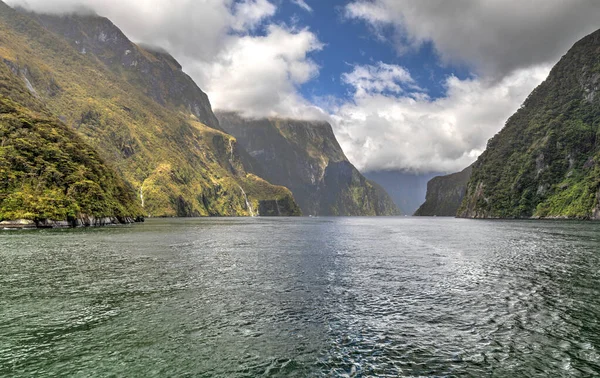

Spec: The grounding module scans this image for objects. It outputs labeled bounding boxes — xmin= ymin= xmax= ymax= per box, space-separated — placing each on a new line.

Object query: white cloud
xmin=345 ymin=0 xmax=600 ymax=78
xmin=330 ymin=63 xmax=552 ymax=173
xmin=186 ymin=24 xmax=325 ymax=118
xmin=341 ymin=62 xmax=417 ymax=97
xmin=231 ymin=0 xmax=276 ymax=31
xmin=9 ymin=0 xmax=238 ymax=58
xmin=291 ymin=0 xmax=312 ymax=13
xmin=336 ymin=0 xmax=600 ymax=172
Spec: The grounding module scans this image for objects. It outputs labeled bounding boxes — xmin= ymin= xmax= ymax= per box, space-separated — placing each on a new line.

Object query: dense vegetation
xmin=0 ymin=2 xmax=300 ymax=217
xmin=217 ymin=112 xmax=401 ymax=216
xmin=459 ymin=29 xmax=600 ymax=219
xmin=0 ymin=92 xmax=142 ymax=222
xmin=415 ymin=165 xmax=473 ymax=217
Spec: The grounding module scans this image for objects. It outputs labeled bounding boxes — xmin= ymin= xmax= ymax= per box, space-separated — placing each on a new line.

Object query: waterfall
xmin=139 ymin=185 xmax=145 ymax=208
xmin=275 ymin=199 xmax=281 ymax=216
xmin=238 ymin=185 xmax=255 ymax=217
xmin=228 ymin=139 xmax=234 ymax=161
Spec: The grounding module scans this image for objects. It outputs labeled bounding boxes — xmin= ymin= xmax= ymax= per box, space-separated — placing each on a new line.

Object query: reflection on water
xmin=1 ymin=217 xmax=599 ymax=376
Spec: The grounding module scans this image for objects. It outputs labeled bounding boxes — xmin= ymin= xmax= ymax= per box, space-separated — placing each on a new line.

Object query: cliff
xmin=216 ymin=112 xmax=401 ymax=216
xmin=414 ymin=165 xmax=473 ymax=216
xmin=459 ymin=29 xmax=600 ymax=219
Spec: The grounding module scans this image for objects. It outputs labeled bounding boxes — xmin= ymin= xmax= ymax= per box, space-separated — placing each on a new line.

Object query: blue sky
xmin=9 ymin=0 xmax=600 ymax=173
xmin=273 ymin=0 xmax=471 ymax=103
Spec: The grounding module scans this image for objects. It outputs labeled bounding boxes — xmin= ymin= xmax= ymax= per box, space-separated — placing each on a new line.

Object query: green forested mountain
xmin=459 ymin=29 xmax=600 ymax=219
xmin=0 ymin=2 xmax=300 ymax=217
xmin=0 ymin=63 xmax=142 ymax=226
xmin=216 ymin=112 xmax=401 ymax=216
xmin=414 ymin=165 xmax=472 ymax=217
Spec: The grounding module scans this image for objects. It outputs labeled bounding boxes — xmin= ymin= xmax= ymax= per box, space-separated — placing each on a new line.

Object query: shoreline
xmin=0 ymin=216 xmax=144 ymax=230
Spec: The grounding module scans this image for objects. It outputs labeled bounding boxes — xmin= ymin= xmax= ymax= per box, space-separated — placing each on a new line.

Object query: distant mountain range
xmin=3 ymin=0 xmax=599 ymax=224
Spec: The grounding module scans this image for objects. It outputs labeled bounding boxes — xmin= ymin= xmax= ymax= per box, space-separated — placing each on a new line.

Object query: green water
xmin=1 ymin=217 xmax=599 ymax=377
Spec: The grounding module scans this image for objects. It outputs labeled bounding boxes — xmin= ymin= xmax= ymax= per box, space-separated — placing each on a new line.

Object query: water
xmin=1 ymin=217 xmax=599 ymax=377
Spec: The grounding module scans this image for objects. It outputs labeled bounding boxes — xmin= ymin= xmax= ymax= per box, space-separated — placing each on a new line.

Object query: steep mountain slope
xmin=459 ymin=29 xmax=600 ymax=219
xmin=29 ymin=11 xmax=220 ymax=131
xmin=414 ymin=165 xmax=473 ymax=216
xmin=0 ymin=3 xmax=300 ymax=217
xmin=368 ymin=180 xmax=403 ymax=216
xmin=0 ymin=63 xmax=142 ymax=227
xmin=216 ymin=112 xmax=401 ymax=216
xmin=364 ymin=170 xmax=440 ymax=215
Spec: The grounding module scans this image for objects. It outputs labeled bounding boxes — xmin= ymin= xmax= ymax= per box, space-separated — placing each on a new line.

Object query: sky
xmin=7 ymin=0 xmax=600 ymax=173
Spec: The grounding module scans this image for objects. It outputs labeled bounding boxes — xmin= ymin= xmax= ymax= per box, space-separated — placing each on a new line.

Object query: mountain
xmin=363 ymin=170 xmax=440 ymax=215
xmin=216 ymin=112 xmax=401 ymax=216
xmin=0 ymin=63 xmax=142 ymax=227
xmin=0 ymin=3 xmax=300 ymax=217
xmin=29 ymin=12 xmax=220 ymax=131
xmin=458 ymin=29 xmax=600 ymax=219
xmin=414 ymin=165 xmax=473 ymax=216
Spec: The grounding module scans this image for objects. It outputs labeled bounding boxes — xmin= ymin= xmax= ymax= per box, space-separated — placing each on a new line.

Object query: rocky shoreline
xmin=0 ymin=215 xmax=144 ymax=229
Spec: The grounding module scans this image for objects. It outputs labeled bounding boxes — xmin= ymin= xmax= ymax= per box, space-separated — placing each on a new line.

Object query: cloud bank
xmin=332 ymin=63 xmax=551 ymax=173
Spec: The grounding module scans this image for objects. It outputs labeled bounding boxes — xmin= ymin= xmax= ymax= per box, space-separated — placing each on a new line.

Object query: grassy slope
xmin=458 ymin=29 xmax=600 ymax=219
xmin=0 ymin=3 xmax=299 ymax=217
xmin=0 ymin=65 xmax=142 ymax=222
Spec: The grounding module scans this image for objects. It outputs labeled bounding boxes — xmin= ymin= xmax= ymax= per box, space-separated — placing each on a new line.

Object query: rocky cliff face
xmin=458 ymin=29 xmax=600 ymax=219
xmin=0 ymin=2 xmax=300 ymax=217
xmin=216 ymin=112 xmax=401 ymax=216
xmin=414 ymin=165 xmax=473 ymax=217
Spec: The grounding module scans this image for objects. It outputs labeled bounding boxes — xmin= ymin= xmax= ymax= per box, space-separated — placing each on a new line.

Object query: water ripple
xmin=0 ymin=217 xmax=599 ymax=377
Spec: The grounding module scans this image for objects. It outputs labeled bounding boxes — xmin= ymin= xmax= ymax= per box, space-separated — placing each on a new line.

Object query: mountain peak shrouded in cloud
xmin=5 ymin=0 xmax=599 ymax=174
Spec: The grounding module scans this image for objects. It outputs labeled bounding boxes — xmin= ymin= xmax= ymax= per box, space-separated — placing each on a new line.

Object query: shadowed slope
xmin=217 ymin=112 xmax=401 ymax=216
